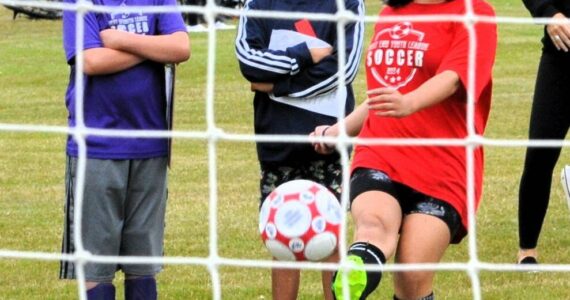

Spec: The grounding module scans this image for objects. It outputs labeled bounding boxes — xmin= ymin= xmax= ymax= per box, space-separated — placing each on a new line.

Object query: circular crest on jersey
xmin=259 ymin=179 xmax=342 ymax=261
xmin=367 ymin=20 xmax=425 ymax=89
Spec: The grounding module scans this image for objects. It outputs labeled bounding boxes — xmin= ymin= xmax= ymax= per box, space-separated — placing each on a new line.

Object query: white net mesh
xmin=1 ymin=0 xmax=570 ymax=299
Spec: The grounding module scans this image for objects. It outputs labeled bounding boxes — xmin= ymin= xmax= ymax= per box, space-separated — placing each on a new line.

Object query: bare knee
xmin=394 ymin=271 xmax=434 ymax=300
xmin=351 ymin=192 xmax=402 ymax=257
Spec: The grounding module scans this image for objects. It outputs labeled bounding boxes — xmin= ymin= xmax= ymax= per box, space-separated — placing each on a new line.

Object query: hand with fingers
xmin=366 ymin=87 xmax=417 ymax=118
xmin=547 ymin=13 xmax=570 ymax=52
xmin=309 ymin=46 xmax=333 ymax=64
xmin=310 ymin=125 xmax=336 ymax=154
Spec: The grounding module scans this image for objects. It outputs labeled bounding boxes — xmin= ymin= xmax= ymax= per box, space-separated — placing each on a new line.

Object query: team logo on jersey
xmin=108 ymin=2 xmax=149 ymax=34
xmin=366 ymin=22 xmax=429 ymax=88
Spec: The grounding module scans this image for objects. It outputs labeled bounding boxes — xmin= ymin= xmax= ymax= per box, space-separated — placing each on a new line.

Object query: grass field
xmin=1 ymin=0 xmax=570 ymax=299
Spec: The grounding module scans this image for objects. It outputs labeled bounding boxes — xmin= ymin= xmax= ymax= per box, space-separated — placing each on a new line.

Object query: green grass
xmin=1 ymin=0 xmax=570 ymax=299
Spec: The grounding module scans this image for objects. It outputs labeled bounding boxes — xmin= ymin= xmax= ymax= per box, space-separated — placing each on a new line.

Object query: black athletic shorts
xmin=350 ymin=167 xmax=466 ymax=244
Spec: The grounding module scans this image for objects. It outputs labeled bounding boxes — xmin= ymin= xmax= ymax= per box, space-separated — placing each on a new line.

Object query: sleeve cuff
xmin=541 ymin=6 xmax=559 ymax=18
xmin=272 ymin=78 xmax=291 ymax=97
xmin=286 ymin=42 xmax=313 ymax=72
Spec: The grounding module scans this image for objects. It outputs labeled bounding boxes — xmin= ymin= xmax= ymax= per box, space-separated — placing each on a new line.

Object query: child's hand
xmin=250 ymin=82 xmax=274 ymax=93
xmin=310 ymin=125 xmax=335 ymax=154
xmin=366 ymin=87 xmax=415 ymax=118
xmin=309 ymin=46 xmax=332 ymax=64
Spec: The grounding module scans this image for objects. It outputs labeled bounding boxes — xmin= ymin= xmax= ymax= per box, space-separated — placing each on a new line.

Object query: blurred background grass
xmin=1 ymin=0 xmax=569 ymax=298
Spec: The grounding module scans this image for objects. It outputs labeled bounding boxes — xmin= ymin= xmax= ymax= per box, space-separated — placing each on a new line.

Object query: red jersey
xmin=351 ymin=0 xmax=497 ymax=230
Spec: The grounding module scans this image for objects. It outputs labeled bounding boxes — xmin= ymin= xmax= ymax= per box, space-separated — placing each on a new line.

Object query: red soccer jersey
xmin=351 ymin=0 xmax=497 ymax=231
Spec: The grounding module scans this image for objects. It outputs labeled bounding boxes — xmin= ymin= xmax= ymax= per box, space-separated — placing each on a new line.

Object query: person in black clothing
xmin=184 ymin=0 xmax=206 ymax=29
xmin=235 ymin=0 xmax=364 ymax=298
xmin=182 ymin=0 xmax=234 ymax=32
xmin=518 ymin=0 xmax=570 ymax=264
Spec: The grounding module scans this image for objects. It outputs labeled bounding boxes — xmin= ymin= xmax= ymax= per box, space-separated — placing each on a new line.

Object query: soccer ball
xmin=389 ymin=22 xmax=412 ymax=39
xmin=259 ymin=179 xmax=342 ymax=261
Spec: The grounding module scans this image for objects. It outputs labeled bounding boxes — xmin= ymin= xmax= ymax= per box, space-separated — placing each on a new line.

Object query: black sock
xmin=124 ymin=276 xmax=157 ymax=300
xmin=87 ymin=283 xmax=115 ymax=300
xmin=394 ymin=292 xmax=435 ymax=300
xmin=347 ymin=241 xmax=386 ymax=299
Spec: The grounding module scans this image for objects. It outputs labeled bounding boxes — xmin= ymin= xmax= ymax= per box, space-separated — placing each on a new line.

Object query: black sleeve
xmin=522 ymin=0 xmax=559 ymax=18
xmin=235 ymin=0 xmax=313 ymax=83
xmin=272 ymin=0 xmax=365 ymax=98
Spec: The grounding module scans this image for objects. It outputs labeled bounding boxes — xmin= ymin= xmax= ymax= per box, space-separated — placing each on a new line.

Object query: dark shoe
xmin=519 ymin=256 xmax=538 ymax=264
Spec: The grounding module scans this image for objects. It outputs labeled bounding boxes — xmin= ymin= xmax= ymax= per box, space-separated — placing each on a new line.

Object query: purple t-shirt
xmin=63 ymin=0 xmax=186 ymax=159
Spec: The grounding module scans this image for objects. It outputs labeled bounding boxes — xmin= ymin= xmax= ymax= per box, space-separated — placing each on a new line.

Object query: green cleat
xmin=332 ymin=255 xmax=367 ymax=300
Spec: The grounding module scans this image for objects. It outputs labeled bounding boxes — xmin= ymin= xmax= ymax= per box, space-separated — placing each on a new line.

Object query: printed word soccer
xmin=259 ymin=179 xmax=342 ymax=261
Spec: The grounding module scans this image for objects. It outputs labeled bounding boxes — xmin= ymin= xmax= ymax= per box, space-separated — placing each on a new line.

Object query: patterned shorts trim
xmin=350 ymin=167 xmax=466 ymax=243
xmin=259 ymin=160 xmax=343 ymax=207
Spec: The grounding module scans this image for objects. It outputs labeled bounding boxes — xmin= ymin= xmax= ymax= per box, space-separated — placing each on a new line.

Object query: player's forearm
xmin=327 ymin=102 xmax=368 ymax=137
xmin=344 ymin=102 xmax=368 ymax=136
xmin=101 ymin=30 xmax=190 ymax=64
xmin=405 ymin=70 xmax=460 ymax=112
xmin=83 ymin=47 xmax=144 ymax=75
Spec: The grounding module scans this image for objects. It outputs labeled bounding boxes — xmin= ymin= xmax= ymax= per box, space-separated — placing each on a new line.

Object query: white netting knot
xmin=335 ymin=9 xmax=357 ymax=24
xmin=209 ymin=127 xmax=225 ymax=141
xmin=466 ymin=134 xmax=484 ymax=148
xmin=75 ymin=0 xmax=94 ymax=13
xmin=73 ymin=249 xmax=93 ymax=265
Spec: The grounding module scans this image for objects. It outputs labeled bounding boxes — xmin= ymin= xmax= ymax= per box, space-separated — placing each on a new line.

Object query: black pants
xmin=518 ymin=50 xmax=570 ymax=249
xmin=183 ymin=0 xmax=205 ymax=26
xmin=182 ymin=0 xmax=233 ymax=25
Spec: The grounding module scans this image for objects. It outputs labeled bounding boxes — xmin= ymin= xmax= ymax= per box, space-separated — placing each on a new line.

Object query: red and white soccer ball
xmin=259 ymin=179 xmax=342 ymax=261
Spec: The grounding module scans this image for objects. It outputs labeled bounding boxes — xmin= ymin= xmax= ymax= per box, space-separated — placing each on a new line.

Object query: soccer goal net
xmin=1 ymin=0 xmax=570 ymax=299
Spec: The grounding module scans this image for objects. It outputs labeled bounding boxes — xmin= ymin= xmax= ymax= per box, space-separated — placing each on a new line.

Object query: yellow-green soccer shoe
xmin=332 ymin=255 xmax=367 ymax=300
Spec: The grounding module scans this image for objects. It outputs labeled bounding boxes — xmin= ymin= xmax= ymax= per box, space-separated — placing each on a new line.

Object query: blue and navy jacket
xmin=235 ymin=0 xmax=364 ymax=165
